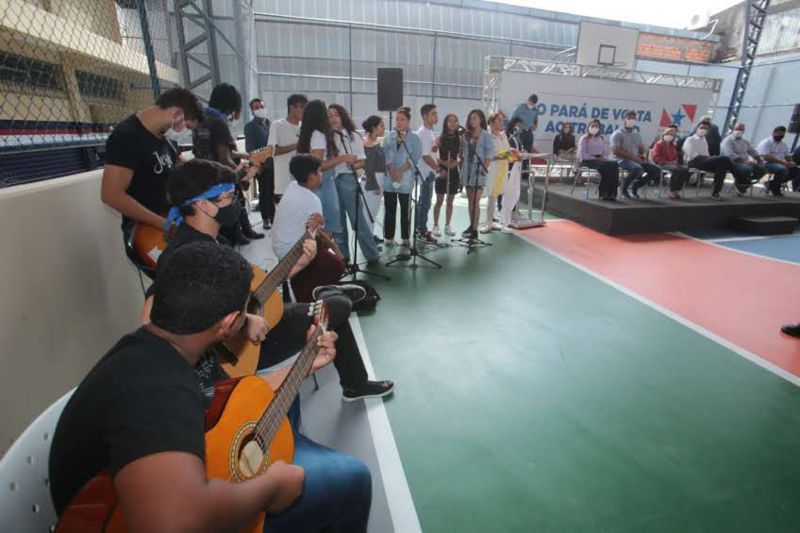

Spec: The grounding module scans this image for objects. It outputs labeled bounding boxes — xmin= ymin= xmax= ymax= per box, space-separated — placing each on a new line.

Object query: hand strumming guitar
xmin=262 ymin=461 xmax=305 ymax=514
xmin=243 ymin=314 xmax=270 ymax=344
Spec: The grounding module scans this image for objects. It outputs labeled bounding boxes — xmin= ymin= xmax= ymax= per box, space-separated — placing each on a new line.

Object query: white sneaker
xmin=500 ymin=226 xmax=513 ymax=233
xmin=401 ymin=239 xmax=411 ymax=247
xmin=445 ymin=225 xmax=456 ymax=236
xmin=433 ymin=225 xmax=442 ymax=237
xmin=491 ymin=221 xmax=503 ymax=231
xmin=479 ymin=225 xmax=492 ymax=234
xmin=384 ymin=239 xmax=395 ymax=246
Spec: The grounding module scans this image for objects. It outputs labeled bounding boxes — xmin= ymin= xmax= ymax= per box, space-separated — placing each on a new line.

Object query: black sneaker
xmin=630 ymin=187 xmax=641 ymax=199
xmin=621 ymin=189 xmax=632 ymax=199
xmin=342 ymin=380 xmax=395 ymax=402
xmin=461 ymin=227 xmax=472 ymax=237
xmin=781 ymin=323 xmax=800 ymax=338
xmin=711 ymin=193 xmax=722 ymax=201
xmin=244 ymin=230 xmax=265 ymax=240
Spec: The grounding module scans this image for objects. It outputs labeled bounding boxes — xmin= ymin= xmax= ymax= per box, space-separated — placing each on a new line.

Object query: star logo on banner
xmin=671 ymin=108 xmax=686 ymax=126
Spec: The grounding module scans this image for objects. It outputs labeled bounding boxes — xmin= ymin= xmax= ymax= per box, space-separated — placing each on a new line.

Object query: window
xmin=75 ymin=70 xmax=124 ymax=100
xmin=0 ymin=52 xmax=63 ymax=90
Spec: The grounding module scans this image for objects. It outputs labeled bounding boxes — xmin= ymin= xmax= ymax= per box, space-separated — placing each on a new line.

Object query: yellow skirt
xmin=487 ymin=159 xmax=508 ymax=197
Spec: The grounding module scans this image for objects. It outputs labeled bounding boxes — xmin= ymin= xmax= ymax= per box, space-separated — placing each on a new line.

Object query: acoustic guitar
xmin=216 ymin=213 xmax=323 ymax=378
xmin=55 ymin=302 xmax=329 ymax=533
xmin=128 ymin=146 xmax=275 ymax=270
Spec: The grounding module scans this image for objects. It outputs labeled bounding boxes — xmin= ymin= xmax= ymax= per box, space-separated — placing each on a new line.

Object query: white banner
xmin=499 ymin=71 xmax=717 ymax=150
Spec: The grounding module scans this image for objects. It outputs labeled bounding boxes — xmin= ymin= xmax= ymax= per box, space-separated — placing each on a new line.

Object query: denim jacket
xmin=382 ymin=129 xmax=421 ymax=194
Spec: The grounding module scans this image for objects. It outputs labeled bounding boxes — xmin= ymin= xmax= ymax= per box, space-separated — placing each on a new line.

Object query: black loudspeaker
xmin=377 ymin=68 xmax=403 ymax=111
xmin=789 ymin=104 xmax=800 ymax=134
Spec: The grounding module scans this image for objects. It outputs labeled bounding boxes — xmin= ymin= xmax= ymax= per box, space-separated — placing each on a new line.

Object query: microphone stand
xmin=454 ymin=129 xmax=492 ymax=254
xmin=385 ymin=129 xmax=442 ymax=269
xmin=336 ymin=130 xmax=389 ymax=282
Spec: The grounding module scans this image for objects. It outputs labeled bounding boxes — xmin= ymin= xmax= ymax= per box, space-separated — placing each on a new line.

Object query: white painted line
xmin=512 ymin=230 xmax=800 ymax=387
xmin=705 ymin=233 xmax=799 ymax=243
xmin=675 ymin=232 xmax=800 ymax=267
xmin=349 ymin=315 xmax=423 ymax=533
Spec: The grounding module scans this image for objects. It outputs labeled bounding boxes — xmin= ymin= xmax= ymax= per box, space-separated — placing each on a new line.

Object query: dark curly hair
xmin=151 ymin=241 xmax=253 ymax=334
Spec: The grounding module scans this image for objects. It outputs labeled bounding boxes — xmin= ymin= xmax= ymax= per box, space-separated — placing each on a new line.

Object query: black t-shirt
xmin=192 ymin=109 xmax=235 ymax=163
xmin=105 ymin=114 xmax=178 ymax=218
xmin=48 ymin=328 xmax=206 ymax=516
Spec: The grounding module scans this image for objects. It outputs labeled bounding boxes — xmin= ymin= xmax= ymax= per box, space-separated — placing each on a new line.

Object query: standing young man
xmin=100 ymin=87 xmax=204 ymax=274
xmin=193 ymin=82 xmax=264 ymax=245
xmin=244 ymin=98 xmax=275 ymax=228
xmin=510 ymin=93 xmax=539 ymax=153
xmin=268 ymin=93 xmax=308 ymax=201
xmin=414 ymin=104 xmax=439 ymax=244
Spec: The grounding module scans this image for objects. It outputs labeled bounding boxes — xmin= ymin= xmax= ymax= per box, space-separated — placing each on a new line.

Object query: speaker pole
xmin=389 ymin=111 xmax=393 ymax=131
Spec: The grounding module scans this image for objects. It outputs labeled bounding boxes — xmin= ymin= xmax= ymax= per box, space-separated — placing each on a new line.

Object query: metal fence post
xmin=138 ymin=0 xmax=161 ymax=99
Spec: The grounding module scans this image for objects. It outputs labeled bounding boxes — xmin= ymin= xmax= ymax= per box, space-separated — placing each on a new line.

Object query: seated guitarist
xmin=49 ymin=242 xmax=372 ymax=532
xmin=100 ymin=88 xmax=204 ymax=277
xmin=147 ymin=158 xmax=394 ymax=402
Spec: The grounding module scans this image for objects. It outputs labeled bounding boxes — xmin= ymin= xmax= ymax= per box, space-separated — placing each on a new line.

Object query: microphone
xmin=456 ymin=125 xmax=467 ymax=137
xmin=395 ymin=128 xmax=403 ymax=148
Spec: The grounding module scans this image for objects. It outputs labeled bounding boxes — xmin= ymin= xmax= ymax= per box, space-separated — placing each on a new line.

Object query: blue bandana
xmin=165 ymin=182 xmax=235 ymax=231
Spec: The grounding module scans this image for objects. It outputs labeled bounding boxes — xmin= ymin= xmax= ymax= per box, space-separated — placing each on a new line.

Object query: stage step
xmin=730 ymin=216 xmax=799 ymax=235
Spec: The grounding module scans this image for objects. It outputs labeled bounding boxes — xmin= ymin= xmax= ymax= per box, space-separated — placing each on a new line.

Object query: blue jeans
xmin=334 ymin=173 xmax=380 ymax=262
xmin=265 ymin=401 xmax=372 ymax=533
xmin=763 ymin=163 xmax=793 ymax=193
xmin=315 ymin=169 xmax=342 ymax=242
xmin=414 ymin=173 xmax=435 ymax=233
xmin=617 ymin=159 xmax=662 ymax=193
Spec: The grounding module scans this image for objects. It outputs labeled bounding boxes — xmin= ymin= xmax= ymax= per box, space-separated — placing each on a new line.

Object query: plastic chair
xmin=0 ymin=389 xmax=74 ymax=532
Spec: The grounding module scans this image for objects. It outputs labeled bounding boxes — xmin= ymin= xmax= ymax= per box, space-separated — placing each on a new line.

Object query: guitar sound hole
xmin=238 ymin=435 xmax=268 ymax=479
xmin=247 ymin=298 xmax=263 ymax=316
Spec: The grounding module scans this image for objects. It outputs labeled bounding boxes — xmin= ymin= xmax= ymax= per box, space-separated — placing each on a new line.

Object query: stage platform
xmin=528 ymin=182 xmax=800 ymax=236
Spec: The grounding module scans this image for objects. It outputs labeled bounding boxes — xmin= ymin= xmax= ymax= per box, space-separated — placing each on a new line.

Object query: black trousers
xmin=659 ymin=164 xmax=689 ymax=191
xmin=689 ymin=156 xmax=733 ymax=195
xmin=383 ymin=192 xmax=410 ymax=240
xmin=581 ymin=159 xmax=619 ymax=198
xmin=258 ymin=299 xmax=368 ymax=389
xmin=257 ymin=163 xmax=276 ymax=227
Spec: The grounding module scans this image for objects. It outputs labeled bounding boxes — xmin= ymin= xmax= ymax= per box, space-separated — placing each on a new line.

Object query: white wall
xmin=0 ymin=171 xmax=144 ymax=457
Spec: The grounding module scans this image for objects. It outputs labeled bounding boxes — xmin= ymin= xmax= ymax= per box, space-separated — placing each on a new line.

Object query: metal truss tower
xmin=723 ymin=0 xmax=771 ymax=132
xmin=174 ymin=0 xmax=222 ymax=98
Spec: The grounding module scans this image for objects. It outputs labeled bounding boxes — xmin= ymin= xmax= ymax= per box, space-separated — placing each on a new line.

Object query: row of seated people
xmin=549 ymin=112 xmax=800 ymax=201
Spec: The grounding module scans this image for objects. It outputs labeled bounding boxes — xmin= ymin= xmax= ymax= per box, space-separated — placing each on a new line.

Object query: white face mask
xmin=696 ymin=129 xmax=708 ymax=137
xmin=164 ymin=116 xmax=185 ymax=140
xmin=663 ymin=135 xmax=674 ymax=143
xmin=588 ymin=126 xmax=600 ymax=135
xmin=624 ymin=119 xmax=636 ymax=129
xmin=733 ymin=130 xmax=743 ymax=139
xmin=253 ymin=108 xmax=267 ymax=119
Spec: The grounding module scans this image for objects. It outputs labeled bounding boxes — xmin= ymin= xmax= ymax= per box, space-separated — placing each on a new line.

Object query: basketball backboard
xmin=576 ymin=21 xmax=639 ymax=69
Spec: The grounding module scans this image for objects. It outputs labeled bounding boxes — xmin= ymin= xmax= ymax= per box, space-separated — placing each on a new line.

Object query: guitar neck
xmin=252 ymin=231 xmax=308 ymax=303
xmin=254 ymin=327 xmax=324 ymax=443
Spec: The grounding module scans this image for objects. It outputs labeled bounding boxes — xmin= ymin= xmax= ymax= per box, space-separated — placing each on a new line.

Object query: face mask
xmin=164 ymin=116 xmax=185 ymax=140
xmin=624 ymin=119 xmax=636 ymax=129
xmin=253 ymin=108 xmax=267 ymax=119
xmin=663 ymin=135 xmax=674 ymax=143
xmin=732 ymin=130 xmax=743 ymax=139
xmin=213 ymin=200 xmax=242 ymax=228
xmin=697 ymin=129 xmax=708 ymax=137
xmin=774 ymin=135 xmax=784 ymax=142
xmin=588 ymin=126 xmax=600 ymax=135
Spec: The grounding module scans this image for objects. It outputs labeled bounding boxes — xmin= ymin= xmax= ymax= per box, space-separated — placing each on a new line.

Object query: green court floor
xmin=358 ymin=208 xmax=800 ymax=532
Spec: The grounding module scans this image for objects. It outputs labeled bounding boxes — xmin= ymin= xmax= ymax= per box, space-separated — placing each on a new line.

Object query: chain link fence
xmin=0 ymin=0 xmax=179 ymax=187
